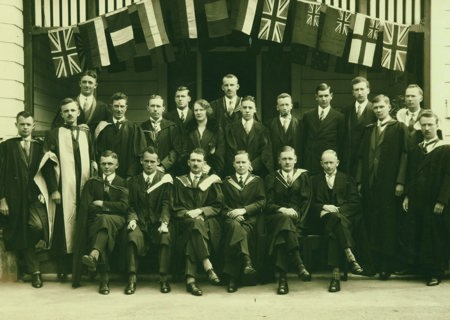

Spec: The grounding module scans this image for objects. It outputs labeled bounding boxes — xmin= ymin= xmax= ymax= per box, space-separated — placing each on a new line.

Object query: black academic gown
xmin=95 ymin=118 xmax=146 ymax=178
xmin=302 ymin=108 xmax=345 ymax=174
xmin=210 ymin=96 xmax=243 ymax=129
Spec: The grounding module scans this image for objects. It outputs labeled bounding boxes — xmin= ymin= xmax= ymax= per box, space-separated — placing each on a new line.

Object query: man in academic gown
xmin=44 ymin=98 xmax=95 ymax=280
xmin=140 ymin=95 xmax=183 ymax=175
xmin=266 ymin=93 xmax=303 ymax=168
xmin=357 ymin=94 xmax=408 ymax=280
xmin=125 ymin=147 xmax=173 ymax=294
xmin=309 ymin=150 xmax=364 ymax=293
xmin=95 ymin=92 xmax=146 ymax=179
xmin=265 ymin=146 xmax=312 ymax=295
xmin=164 ymin=86 xmax=194 ymax=132
xmin=171 ymin=148 xmax=223 ymax=296
xmin=396 ymin=84 xmax=425 ymax=145
xmin=0 ymin=112 xmax=57 ymax=288
xmin=210 ymin=74 xmax=243 ymax=129
xmin=51 ymin=70 xmax=110 ymax=133
xmin=224 ymin=96 xmax=273 ymax=177
xmin=341 ymin=77 xmax=376 ymax=176
xmin=402 ymin=111 xmax=450 ymax=286
xmin=302 ymin=83 xmax=345 ymax=174
xmin=75 ymin=151 xmax=128 ymax=294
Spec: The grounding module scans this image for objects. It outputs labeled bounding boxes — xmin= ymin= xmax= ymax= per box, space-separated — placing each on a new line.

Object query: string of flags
xmin=47 ymin=0 xmax=418 ymax=79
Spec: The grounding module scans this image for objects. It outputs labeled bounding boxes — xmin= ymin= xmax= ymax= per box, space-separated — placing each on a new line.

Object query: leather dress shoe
xmin=298 ymin=266 xmax=312 ymax=282
xmin=124 ymin=282 xmax=136 ymax=295
xmin=99 ymin=281 xmax=110 ymax=295
xmin=82 ymin=255 xmax=97 ymax=272
xmin=350 ymin=260 xmax=364 ymax=275
xmin=243 ymin=263 xmax=256 ymax=275
xmin=277 ymin=278 xmax=289 ymax=295
xmin=32 ymin=273 xmax=43 ymax=288
xmin=426 ymin=277 xmax=440 ymax=286
xmin=160 ymin=281 xmax=171 ymax=293
xmin=186 ymin=282 xmax=203 ymax=296
xmin=227 ymin=280 xmax=238 ymax=293
xmin=379 ymin=271 xmax=391 ymax=280
xmin=328 ymin=279 xmax=340 ymax=293
xmin=207 ymin=269 xmax=221 ymax=285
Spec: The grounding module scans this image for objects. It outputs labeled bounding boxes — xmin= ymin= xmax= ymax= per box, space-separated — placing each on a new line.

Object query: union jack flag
xmin=381 ymin=22 xmax=409 ymax=71
xmin=48 ymin=27 xmax=82 ymax=78
xmin=258 ymin=0 xmax=291 ymax=43
xmin=335 ymin=10 xmax=352 ymax=35
xmin=306 ymin=3 xmax=320 ymax=27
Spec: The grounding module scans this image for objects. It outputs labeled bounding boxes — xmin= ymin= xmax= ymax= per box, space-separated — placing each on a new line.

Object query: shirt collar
xmin=377 ymin=116 xmax=392 ymax=127
xmin=103 ymin=173 xmax=116 ymax=183
xmin=225 ymin=96 xmax=235 ymax=106
xmin=190 ymin=172 xmax=201 ymax=181
xmin=151 ymin=117 xmax=162 ymax=124
xmin=279 ymin=114 xmax=292 ymax=122
xmin=355 ymin=100 xmax=368 ymax=109
xmin=236 ymin=172 xmax=249 ymax=182
xmin=79 ymin=94 xmax=94 ymax=105
xmin=242 ymin=118 xmax=254 ymax=126
xmin=325 ymin=170 xmax=337 ymax=178
xmin=143 ymin=171 xmax=156 ymax=182
xmin=318 ymin=105 xmax=331 ymax=116
xmin=20 ymin=135 xmax=31 ymax=142
xmin=114 ymin=117 xmax=125 ymax=124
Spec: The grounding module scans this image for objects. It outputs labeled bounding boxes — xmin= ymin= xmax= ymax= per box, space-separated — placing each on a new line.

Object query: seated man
xmin=265 ymin=146 xmax=312 ymax=295
xmin=125 ymin=147 xmax=173 ymax=294
xmin=172 ymin=148 xmax=223 ymax=296
xmin=309 ymin=150 xmax=364 ymax=293
xmin=221 ymin=151 xmax=266 ymax=293
xmin=78 ymin=151 xmax=128 ymax=294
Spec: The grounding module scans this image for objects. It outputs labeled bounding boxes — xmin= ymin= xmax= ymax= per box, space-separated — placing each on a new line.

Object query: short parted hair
xmin=80 ymin=70 xmax=97 ymax=80
xmin=190 ymin=147 xmax=206 ymax=158
xmin=241 ymin=95 xmax=256 ymax=104
xmin=101 ymin=150 xmax=118 ymax=160
xmin=194 ymin=99 xmax=214 ymax=117
xmin=372 ymin=94 xmax=390 ymax=106
xmin=277 ymin=93 xmax=292 ymax=100
xmin=235 ymin=150 xmax=250 ymax=161
xmin=60 ymin=97 xmax=79 ymax=110
xmin=111 ymin=92 xmax=128 ymax=102
xmin=16 ymin=111 xmax=33 ymax=122
xmin=315 ymin=83 xmax=332 ymax=94
xmin=406 ymin=84 xmax=424 ymax=96
xmin=278 ymin=145 xmax=297 ymax=158
xmin=417 ymin=109 xmax=439 ymax=124
xmin=321 ymin=149 xmax=338 ymax=161
xmin=148 ymin=94 xmax=165 ymax=106
xmin=142 ymin=146 xmax=159 ymax=158
xmin=176 ymin=86 xmax=190 ymax=96
xmin=351 ymin=76 xmax=370 ymax=89
xmin=222 ymin=74 xmax=238 ymax=83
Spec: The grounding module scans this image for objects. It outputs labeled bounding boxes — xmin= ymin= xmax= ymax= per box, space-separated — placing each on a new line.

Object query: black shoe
xmin=227 ymin=279 xmax=238 ymax=293
xmin=82 ymin=255 xmax=97 ymax=272
xmin=32 ymin=273 xmax=43 ymax=288
xmin=277 ymin=278 xmax=289 ymax=295
xmin=243 ymin=263 xmax=256 ymax=276
xmin=99 ymin=281 xmax=110 ymax=295
xmin=379 ymin=271 xmax=391 ymax=280
xmin=298 ymin=265 xmax=312 ymax=282
xmin=124 ymin=282 xmax=136 ymax=295
xmin=426 ymin=277 xmax=440 ymax=286
xmin=186 ymin=282 xmax=203 ymax=296
xmin=350 ymin=260 xmax=364 ymax=275
xmin=328 ymin=279 xmax=340 ymax=293
xmin=160 ymin=281 xmax=171 ymax=293
xmin=207 ymin=269 xmax=221 ymax=285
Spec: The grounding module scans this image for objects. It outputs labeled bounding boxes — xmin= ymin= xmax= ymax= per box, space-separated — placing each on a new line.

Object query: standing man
xmin=210 ymin=74 xmax=243 ymax=128
xmin=403 ymin=111 xmax=450 ymax=286
xmin=221 ymin=151 xmax=266 ymax=293
xmin=125 ymin=146 xmax=173 ymax=294
xmin=225 ymin=96 xmax=273 ymax=177
xmin=45 ymin=98 xmax=95 ymax=280
xmin=52 ymin=70 xmax=110 ymax=133
xmin=75 ymin=151 xmax=128 ymax=294
xmin=0 ymin=112 xmax=56 ymax=288
xmin=140 ymin=95 xmax=183 ymax=175
xmin=396 ymin=84 xmax=423 ymax=132
xmin=342 ymin=77 xmax=376 ymax=176
xmin=95 ymin=92 xmax=146 ymax=179
xmin=309 ymin=150 xmax=364 ymax=293
xmin=357 ymin=95 xmax=408 ymax=280
xmin=302 ymin=83 xmax=344 ymax=174
xmin=265 ymin=146 xmax=312 ymax=295
xmin=267 ymin=93 xmax=303 ymax=168
xmin=172 ymin=148 xmax=223 ymax=296
xmin=165 ymin=86 xmax=194 ymax=131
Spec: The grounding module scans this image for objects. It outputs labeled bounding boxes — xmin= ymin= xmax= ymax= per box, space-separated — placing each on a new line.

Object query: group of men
xmin=0 ymin=70 xmax=449 ymax=298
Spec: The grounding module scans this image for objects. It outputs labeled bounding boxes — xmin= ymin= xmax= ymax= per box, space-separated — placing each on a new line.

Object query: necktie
xmin=244 ymin=121 xmax=251 ymax=134
xmin=180 ymin=111 xmax=185 ymax=123
xmin=227 ymin=100 xmax=234 ymax=116
xmin=83 ymin=98 xmax=89 ymax=112
xmin=192 ymin=175 xmax=200 ymax=188
xmin=115 ymin=120 xmax=122 ymax=130
xmin=286 ymin=174 xmax=292 ymax=186
xmin=408 ymin=113 xmax=415 ymax=130
xmin=238 ymin=176 xmax=245 ymax=188
xmin=326 ymin=175 xmax=334 ymax=189
xmin=152 ymin=120 xmax=161 ymax=134
xmin=282 ymin=118 xmax=289 ymax=132
xmin=145 ymin=176 xmax=151 ymax=189
xmin=319 ymin=109 xmax=325 ymax=121
xmin=22 ymin=139 xmax=30 ymax=158
xmin=104 ymin=176 xmax=109 ymax=193
xmin=356 ymin=104 xmax=362 ymax=119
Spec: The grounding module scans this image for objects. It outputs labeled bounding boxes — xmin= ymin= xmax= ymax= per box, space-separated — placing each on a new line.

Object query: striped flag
xmin=48 ymin=27 xmax=82 ymax=78
xmin=172 ymin=0 xmax=198 ymax=39
xmin=204 ymin=0 xmax=232 ymax=38
xmin=105 ymin=7 xmax=136 ymax=61
xmin=258 ymin=0 xmax=291 ymax=43
xmin=381 ymin=21 xmax=409 ymax=71
xmin=291 ymin=0 xmax=321 ymax=48
xmin=78 ymin=17 xmax=110 ymax=68
xmin=319 ymin=6 xmax=354 ymax=57
xmin=348 ymin=14 xmax=380 ymax=67
xmin=232 ymin=0 xmax=258 ymax=35
xmin=136 ymin=0 xmax=169 ymax=50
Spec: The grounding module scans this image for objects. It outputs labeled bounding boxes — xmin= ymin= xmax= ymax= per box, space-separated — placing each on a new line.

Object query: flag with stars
xmin=258 ymin=0 xmax=291 ymax=43
xmin=348 ymin=14 xmax=380 ymax=67
xmin=291 ymin=0 xmax=321 ymax=48
xmin=381 ymin=21 xmax=409 ymax=71
xmin=48 ymin=27 xmax=82 ymax=78
xmin=319 ymin=6 xmax=354 ymax=57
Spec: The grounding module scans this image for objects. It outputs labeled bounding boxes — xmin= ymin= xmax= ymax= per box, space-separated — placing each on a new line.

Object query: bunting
xmin=204 ymin=0 xmax=232 ymax=38
xmin=258 ymin=0 xmax=291 ymax=43
xmin=136 ymin=0 xmax=169 ymax=50
xmin=172 ymin=0 xmax=198 ymax=39
xmin=291 ymin=0 xmax=321 ymax=48
xmin=348 ymin=14 xmax=380 ymax=67
xmin=319 ymin=6 xmax=354 ymax=57
xmin=48 ymin=27 xmax=82 ymax=78
xmin=232 ymin=0 xmax=259 ymax=35
xmin=105 ymin=7 xmax=136 ymax=61
xmin=381 ymin=21 xmax=409 ymax=71
xmin=78 ymin=17 xmax=110 ymax=68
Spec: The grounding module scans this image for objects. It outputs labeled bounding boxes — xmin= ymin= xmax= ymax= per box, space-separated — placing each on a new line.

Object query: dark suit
xmin=210 ymin=96 xmax=242 ymax=129
xmin=341 ymin=102 xmax=375 ymax=176
xmin=267 ymin=116 xmax=303 ymax=168
xmin=165 ymin=108 xmax=194 ymax=132
xmin=302 ymin=108 xmax=344 ymax=174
